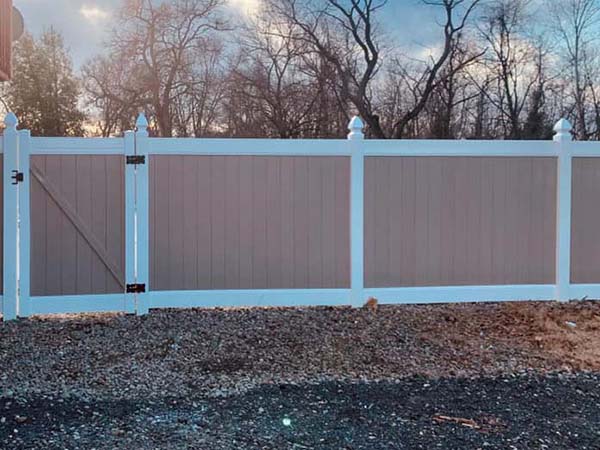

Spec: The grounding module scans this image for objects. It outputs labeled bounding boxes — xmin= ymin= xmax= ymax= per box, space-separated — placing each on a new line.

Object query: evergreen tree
xmin=6 ymin=29 xmax=85 ymax=136
xmin=522 ymin=85 xmax=553 ymax=140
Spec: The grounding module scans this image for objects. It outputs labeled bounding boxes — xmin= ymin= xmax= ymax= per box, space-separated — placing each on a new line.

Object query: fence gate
xmin=1 ymin=114 xmax=147 ymax=318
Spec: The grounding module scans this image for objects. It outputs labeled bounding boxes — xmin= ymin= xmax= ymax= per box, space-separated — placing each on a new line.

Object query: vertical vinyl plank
xmin=169 ymin=156 xmax=185 ymax=289
xmin=90 ymin=155 xmax=108 ymax=293
xmin=293 ymin=157 xmax=309 ymax=288
xmin=30 ymin=156 xmax=46 ymax=296
xmin=196 ymin=157 xmax=212 ymax=289
xmin=439 ymin=158 xmax=454 ymax=285
xmin=105 ymin=155 xmax=124 ymax=293
xmin=321 ymin=157 xmax=337 ymax=288
xmin=374 ymin=158 xmax=391 ymax=287
xmin=60 ymin=156 xmax=79 ymax=294
xmin=210 ymin=156 xmax=226 ymax=289
xmin=542 ymin=158 xmax=557 ymax=282
xmin=403 ymin=158 xmax=418 ymax=285
xmin=414 ymin=158 xmax=430 ymax=286
xmin=45 ymin=156 xmax=62 ymax=295
xmin=152 ymin=156 xmax=171 ymax=290
xmin=280 ymin=157 xmax=295 ymax=288
xmin=479 ymin=158 xmax=494 ymax=284
xmin=238 ymin=156 xmax=253 ymax=288
xmin=334 ymin=158 xmax=351 ymax=288
xmin=490 ymin=158 xmax=507 ymax=284
xmin=388 ymin=158 xmax=403 ymax=287
xmin=182 ymin=156 xmax=199 ymax=290
xmin=363 ymin=158 xmax=377 ymax=288
xmin=266 ymin=157 xmax=283 ymax=288
xmin=251 ymin=157 xmax=268 ymax=288
xmin=224 ymin=156 xmax=241 ymax=288
xmin=307 ymin=157 xmax=323 ymax=288
xmin=427 ymin=158 xmax=443 ymax=285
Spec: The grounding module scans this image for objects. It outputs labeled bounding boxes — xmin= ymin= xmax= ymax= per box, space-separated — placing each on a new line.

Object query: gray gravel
xmin=1 ymin=303 xmax=599 ymax=448
xmin=2 ymin=374 xmax=600 ymax=449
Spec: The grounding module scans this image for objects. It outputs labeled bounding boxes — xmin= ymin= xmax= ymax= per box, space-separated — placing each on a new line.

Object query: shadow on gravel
xmin=2 ymin=374 xmax=600 ymax=449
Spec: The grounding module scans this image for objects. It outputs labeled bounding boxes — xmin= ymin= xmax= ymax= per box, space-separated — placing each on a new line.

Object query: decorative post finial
xmin=4 ymin=112 xmax=18 ymax=131
xmin=347 ymin=116 xmax=365 ymax=140
xmin=136 ymin=112 xmax=149 ymax=136
xmin=553 ymin=118 xmax=572 ymax=143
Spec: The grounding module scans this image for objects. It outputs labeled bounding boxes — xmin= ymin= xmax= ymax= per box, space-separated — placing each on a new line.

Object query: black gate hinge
xmin=126 ymin=283 xmax=146 ymax=293
xmin=11 ymin=170 xmax=23 ymax=185
xmin=126 ymin=155 xmax=145 ymax=165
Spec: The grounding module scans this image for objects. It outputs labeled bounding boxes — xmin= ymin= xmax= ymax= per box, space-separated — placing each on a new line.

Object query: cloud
xmin=228 ymin=0 xmax=261 ymax=17
xmin=80 ymin=5 xmax=110 ymax=23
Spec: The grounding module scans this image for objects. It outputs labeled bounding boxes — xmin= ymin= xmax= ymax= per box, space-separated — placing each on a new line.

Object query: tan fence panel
xmin=571 ymin=158 xmax=600 ymax=283
xmin=150 ymin=155 xmax=350 ymax=290
xmin=365 ymin=156 xmax=557 ymax=287
xmin=30 ymin=155 xmax=125 ymax=296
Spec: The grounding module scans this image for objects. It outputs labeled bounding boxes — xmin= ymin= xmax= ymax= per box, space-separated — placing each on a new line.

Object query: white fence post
xmin=3 ymin=113 xmax=19 ymax=320
xmin=135 ymin=113 xmax=150 ymax=315
xmin=17 ymin=129 xmax=31 ymax=317
xmin=124 ymin=129 xmax=137 ymax=314
xmin=554 ymin=118 xmax=573 ymax=301
xmin=348 ymin=116 xmax=365 ymax=307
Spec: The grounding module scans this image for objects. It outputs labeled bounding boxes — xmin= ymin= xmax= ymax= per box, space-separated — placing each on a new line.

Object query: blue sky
xmin=13 ymin=0 xmax=443 ymax=69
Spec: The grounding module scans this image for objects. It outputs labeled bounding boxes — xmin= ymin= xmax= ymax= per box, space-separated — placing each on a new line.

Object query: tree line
xmin=2 ymin=0 xmax=600 ymax=140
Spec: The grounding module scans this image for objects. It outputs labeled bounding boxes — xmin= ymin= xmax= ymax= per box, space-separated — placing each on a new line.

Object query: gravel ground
xmin=2 ymin=374 xmax=600 ymax=449
xmin=1 ymin=301 xmax=600 ymax=448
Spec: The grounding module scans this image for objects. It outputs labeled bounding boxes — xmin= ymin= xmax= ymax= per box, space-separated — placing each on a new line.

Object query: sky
xmin=12 ymin=0 xmax=443 ymax=70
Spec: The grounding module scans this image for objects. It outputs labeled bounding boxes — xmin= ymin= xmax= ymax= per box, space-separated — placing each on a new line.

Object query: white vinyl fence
xmin=1 ymin=112 xmax=599 ymax=320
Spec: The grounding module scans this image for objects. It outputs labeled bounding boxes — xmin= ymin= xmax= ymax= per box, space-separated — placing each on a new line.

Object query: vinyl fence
xmin=0 ymin=112 xmax=598 ymax=320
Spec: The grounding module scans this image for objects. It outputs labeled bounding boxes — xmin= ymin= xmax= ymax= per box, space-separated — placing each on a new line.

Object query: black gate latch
xmin=126 ymin=283 xmax=146 ymax=293
xmin=11 ymin=170 xmax=23 ymax=185
xmin=126 ymin=155 xmax=145 ymax=165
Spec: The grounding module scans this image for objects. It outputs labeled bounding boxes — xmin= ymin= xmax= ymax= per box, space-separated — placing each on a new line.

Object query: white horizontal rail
xmin=145 ymin=289 xmax=352 ymax=310
xmin=147 ymin=138 xmax=351 ymax=156
xmin=570 ymin=141 xmax=600 ymax=157
xmin=28 ymin=294 xmax=132 ymax=315
xmin=19 ymin=137 xmax=600 ymax=158
xmin=30 ymin=137 xmax=125 ymax=155
xmin=567 ymin=284 xmax=600 ymax=299
xmin=8 ymin=283 xmax=600 ymax=317
xmin=364 ymin=285 xmax=556 ymax=304
xmin=363 ymin=139 xmax=560 ymax=157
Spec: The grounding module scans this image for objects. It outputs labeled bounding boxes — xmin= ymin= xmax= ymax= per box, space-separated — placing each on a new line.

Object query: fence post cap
xmin=553 ymin=118 xmax=573 ymax=142
xmin=136 ymin=112 xmax=149 ymax=135
xmin=4 ymin=112 xmax=18 ymax=130
xmin=347 ymin=116 xmax=365 ymax=140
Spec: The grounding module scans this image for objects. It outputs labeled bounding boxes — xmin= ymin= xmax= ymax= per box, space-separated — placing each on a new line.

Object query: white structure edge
xmin=135 ymin=113 xmax=150 ymax=315
xmin=554 ymin=118 xmax=573 ymax=301
xmin=348 ymin=116 xmax=365 ymax=306
xmin=3 ymin=113 xmax=19 ymax=320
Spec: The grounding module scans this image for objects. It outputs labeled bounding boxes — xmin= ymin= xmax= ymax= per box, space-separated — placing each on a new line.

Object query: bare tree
xmin=267 ymin=0 xmax=387 ymax=137
xmin=423 ymin=36 xmax=481 ymax=138
xmin=475 ymin=0 xmax=541 ymax=139
xmin=389 ymin=0 xmax=482 ymax=138
xmin=231 ymin=16 xmax=323 ymax=137
xmin=82 ymin=55 xmax=147 ymax=136
xmin=549 ymin=0 xmax=600 ymax=139
xmin=111 ymin=0 xmax=227 ymax=136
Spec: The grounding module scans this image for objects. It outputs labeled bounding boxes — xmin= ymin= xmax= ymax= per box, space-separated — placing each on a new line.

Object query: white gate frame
xmin=2 ymin=112 xmax=600 ymax=320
